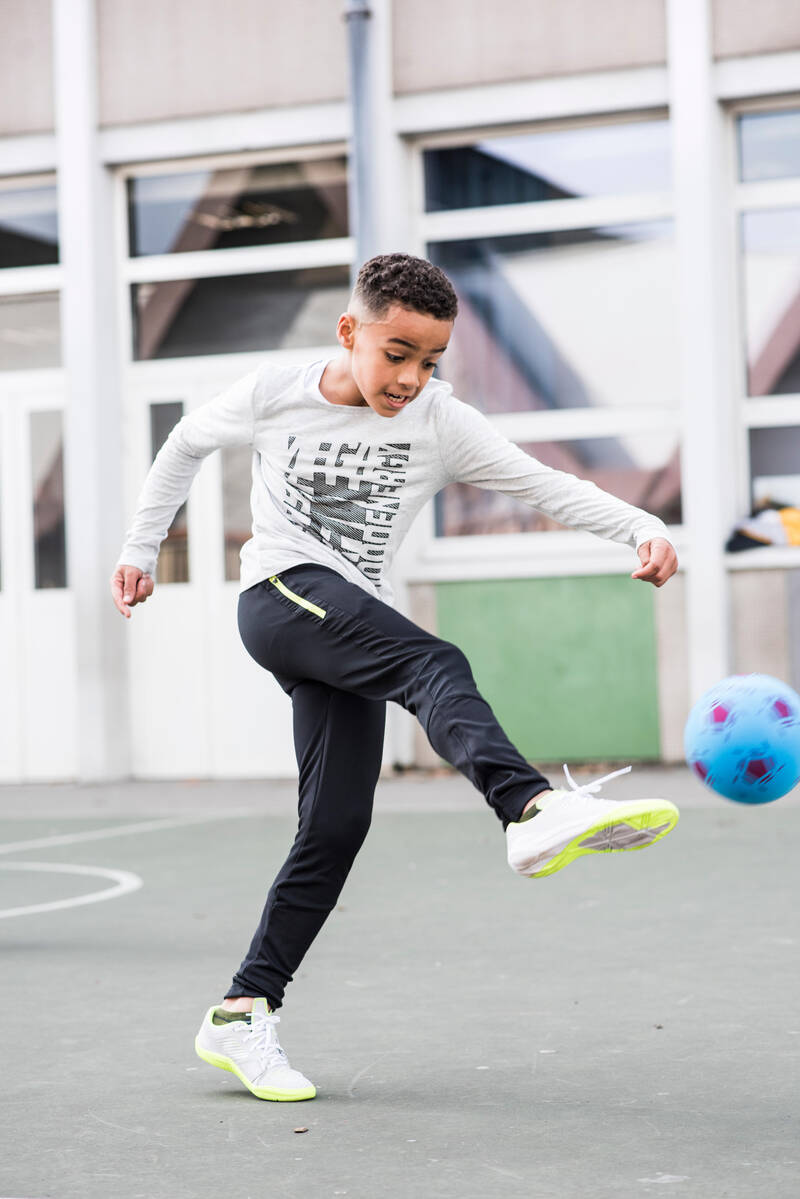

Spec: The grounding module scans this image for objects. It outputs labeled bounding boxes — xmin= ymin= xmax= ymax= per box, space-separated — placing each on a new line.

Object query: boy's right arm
xmin=111 ymin=370 xmax=258 ymax=618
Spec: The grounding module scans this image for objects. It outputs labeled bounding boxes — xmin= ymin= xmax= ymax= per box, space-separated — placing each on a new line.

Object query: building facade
xmin=1 ymin=0 xmax=800 ymax=781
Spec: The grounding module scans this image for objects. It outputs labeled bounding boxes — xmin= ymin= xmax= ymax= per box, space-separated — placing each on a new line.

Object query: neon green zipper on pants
xmin=268 ymin=575 xmax=326 ymax=620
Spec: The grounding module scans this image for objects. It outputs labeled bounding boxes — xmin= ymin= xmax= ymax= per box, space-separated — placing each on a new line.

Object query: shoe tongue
xmin=251 ymin=997 xmax=271 ymax=1018
xmin=534 ymin=788 xmax=567 ymax=810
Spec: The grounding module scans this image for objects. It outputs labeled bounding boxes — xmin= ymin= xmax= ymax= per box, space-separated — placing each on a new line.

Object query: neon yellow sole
xmin=529 ymin=800 xmax=680 ymax=878
xmin=194 ymin=1039 xmax=317 ymax=1102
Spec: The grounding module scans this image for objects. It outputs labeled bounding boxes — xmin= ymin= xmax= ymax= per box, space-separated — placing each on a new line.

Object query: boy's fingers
xmin=111 ymin=565 xmax=153 ymax=617
xmin=123 ymin=567 xmax=140 ymax=602
xmin=632 ymin=539 xmax=677 ymax=586
xmin=135 ymin=574 xmax=152 ymax=601
xmin=110 ymin=569 xmax=132 ymax=618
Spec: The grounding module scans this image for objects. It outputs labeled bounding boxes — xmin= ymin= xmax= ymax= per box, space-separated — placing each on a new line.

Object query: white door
xmin=123 ymin=353 xmax=297 ymax=779
xmin=0 ymin=371 xmax=77 ymax=781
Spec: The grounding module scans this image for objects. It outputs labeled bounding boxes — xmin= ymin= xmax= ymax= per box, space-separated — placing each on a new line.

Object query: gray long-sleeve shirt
xmin=116 ymin=358 xmax=670 ymax=604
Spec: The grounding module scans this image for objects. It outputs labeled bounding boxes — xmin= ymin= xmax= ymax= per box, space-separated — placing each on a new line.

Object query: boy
xmin=111 ymin=253 xmax=679 ymax=1103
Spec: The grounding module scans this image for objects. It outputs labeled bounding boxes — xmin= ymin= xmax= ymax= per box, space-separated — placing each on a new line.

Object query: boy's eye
xmin=385 ymin=352 xmax=403 ymax=363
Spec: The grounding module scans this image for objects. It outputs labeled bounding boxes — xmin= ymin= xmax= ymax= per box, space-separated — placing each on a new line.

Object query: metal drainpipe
xmin=344 ymin=0 xmax=377 ymax=280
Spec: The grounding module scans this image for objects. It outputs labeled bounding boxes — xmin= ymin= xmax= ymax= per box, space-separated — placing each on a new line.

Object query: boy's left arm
xmin=435 ymin=396 xmax=679 ymax=586
xmin=631 ymin=537 xmax=678 ymax=588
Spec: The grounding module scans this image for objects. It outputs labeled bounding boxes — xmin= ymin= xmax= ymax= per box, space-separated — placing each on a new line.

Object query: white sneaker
xmin=194 ymin=997 xmax=316 ymax=1101
xmin=506 ymin=765 xmax=679 ymax=878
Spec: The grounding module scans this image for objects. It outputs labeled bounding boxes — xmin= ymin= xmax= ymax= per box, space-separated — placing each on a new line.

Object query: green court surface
xmin=1 ymin=768 xmax=798 ymax=1199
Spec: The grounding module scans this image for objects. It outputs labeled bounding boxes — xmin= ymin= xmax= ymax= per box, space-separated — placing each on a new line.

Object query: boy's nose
xmin=397 ymin=366 xmax=419 ymax=390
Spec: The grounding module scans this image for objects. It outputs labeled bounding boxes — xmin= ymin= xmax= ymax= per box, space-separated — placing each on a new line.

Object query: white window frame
xmin=0 ymin=171 xmax=63 ymax=326
xmin=115 ymin=144 xmax=353 ymax=377
xmin=0 ymin=172 xmax=65 ymax=603
xmin=114 ymin=145 xmax=353 ymax=589
xmin=404 ymin=111 xmax=683 ymax=581
xmin=726 ymin=98 xmax=800 ymax=574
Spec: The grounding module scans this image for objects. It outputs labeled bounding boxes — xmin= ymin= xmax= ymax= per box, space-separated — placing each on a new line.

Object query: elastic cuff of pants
xmin=224 ymin=986 xmax=281 ymax=1010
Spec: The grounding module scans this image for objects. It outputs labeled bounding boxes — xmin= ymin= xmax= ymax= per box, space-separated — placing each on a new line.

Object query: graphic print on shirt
xmin=282 ymin=438 xmax=410 ymax=585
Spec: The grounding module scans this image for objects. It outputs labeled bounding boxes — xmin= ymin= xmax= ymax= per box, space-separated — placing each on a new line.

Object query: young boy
xmin=111 ymin=253 xmax=679 ymax=1103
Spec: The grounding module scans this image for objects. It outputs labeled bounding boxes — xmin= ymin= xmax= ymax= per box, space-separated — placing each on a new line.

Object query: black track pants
xmin=225 ymin=564 xmax=550 ymax=1008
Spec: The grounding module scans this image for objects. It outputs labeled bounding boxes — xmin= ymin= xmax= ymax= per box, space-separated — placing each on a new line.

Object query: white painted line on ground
xmin=0 ymin=861 xmax=143 ymax=919
xmin=0 ymin=810 xmax=255 ymax=856
xmin=0 ymin=809 xmax=256 ymax=921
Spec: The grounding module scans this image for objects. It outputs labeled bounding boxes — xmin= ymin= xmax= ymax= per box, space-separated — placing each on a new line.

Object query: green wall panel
xmin=435 ymin=576 xmax=660 ymax=762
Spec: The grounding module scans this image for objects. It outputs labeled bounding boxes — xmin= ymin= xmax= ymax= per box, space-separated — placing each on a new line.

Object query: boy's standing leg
xmin=195 ymin=678 xmax=386 ymax=1101
xmin=229 ymin=678 xmax=386 ymax=1010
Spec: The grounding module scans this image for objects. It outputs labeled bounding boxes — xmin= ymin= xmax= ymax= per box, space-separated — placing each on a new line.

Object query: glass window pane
xmin=750 ymin=426 xmax=800 ymax=508
xmin=132 ymin=266 xmax=350 ymax=360
xmin=430 ymin=223 xmax=677 ymax=414
xmin=0 ymin=293 xmax=61 ymax=371
xmin=128 ymin=158 xmax=348 ymax=257
xmin=31 ymin=410 xmax=67 ymax=588
xmin=150 ymin=402 xmax=189 ymax=583
xmin=741 ymin=209 xmax=800 ymax=397
xmin=739 ymin=110 xmax=800 ymax=183
xmin=0 ymin=182 xmax=58 ymax=268
xmin=436 ymin=433 xmax=681 ymax=537
xmin=424 ymin=120 xmax=671 ymax=212
xmin=221 ymin=444 xmax=253 ymax=581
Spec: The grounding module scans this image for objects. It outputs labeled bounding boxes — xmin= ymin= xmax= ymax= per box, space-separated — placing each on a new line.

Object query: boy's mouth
xmin=384 ymin=392 xmax=410 ymax=409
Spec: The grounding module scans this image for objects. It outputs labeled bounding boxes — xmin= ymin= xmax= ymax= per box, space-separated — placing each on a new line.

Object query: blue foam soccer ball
xmin=684 ymin=673 xmax=800 ymax=803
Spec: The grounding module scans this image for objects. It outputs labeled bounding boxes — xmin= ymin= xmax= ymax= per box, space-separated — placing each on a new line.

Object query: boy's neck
xmin=319 ymin=354 xmax=365 ymax=408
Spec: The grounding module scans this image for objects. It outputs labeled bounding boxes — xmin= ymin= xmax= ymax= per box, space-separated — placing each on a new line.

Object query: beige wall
xmin=713 ymin=0 xmax=800 ymax=59
xmin=654 ymin=571 xmax=689 ymax=762
xmin=731 ymin=570 xmax=793 ymax=680
xmin=0 ymin=0 xmax=53 ymax=136
xmin=393 ymin=0 xmax=666 ymax=95
xmin=97 ymin=0 xmax=348 ymax=127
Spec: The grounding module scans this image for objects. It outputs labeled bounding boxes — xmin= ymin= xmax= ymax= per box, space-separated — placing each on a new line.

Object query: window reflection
xmin=128 ymin=158 xmax=348 ymax=257
xmin=0 ymin=293 xmax=61 ymax=371
xmin=750 ymin=426 xmax=800 ymax=509
xmin=424 ymin=121 xmax=670 ymax=212
xmin=436 ymin=433 xmax=681 ymax=537
xmin=739 ymin=110 xmax=800 ymax=183
xmin=430 ymin=223 xmax=677 ymax=414
xmin=31 ymin=410 xmax=67 ymax=588
xmin=0 ymin=182 xmax=58 ymax=269
xmin=132 ymin=266 xmax=350 ymax=360
xmin=150 ymin=402 xmax=189 ymax=582
xmin=741 ymin=209 xmax=800 ymax=397
xmin=221 ymin=444 xmax=253 ymax=581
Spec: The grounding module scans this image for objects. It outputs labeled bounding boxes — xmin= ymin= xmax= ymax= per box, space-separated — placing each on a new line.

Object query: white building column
xmin=666 ymin=0 xmax=737 ymax=700
xmin=52 ymin=0 xmax=130 ymax=778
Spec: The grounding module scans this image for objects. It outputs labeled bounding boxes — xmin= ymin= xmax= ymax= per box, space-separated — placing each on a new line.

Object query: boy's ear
xmin=337 ymin=312 xmax=357 ymax=349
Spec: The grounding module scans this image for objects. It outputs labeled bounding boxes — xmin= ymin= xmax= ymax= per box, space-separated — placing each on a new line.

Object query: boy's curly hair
xmin=353 ymin=253 xmax=458 ymax=321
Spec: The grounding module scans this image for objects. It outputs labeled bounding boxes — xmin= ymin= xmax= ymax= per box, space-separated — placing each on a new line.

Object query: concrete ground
xmin=0 ymin=766 xmax=798 ymax=1199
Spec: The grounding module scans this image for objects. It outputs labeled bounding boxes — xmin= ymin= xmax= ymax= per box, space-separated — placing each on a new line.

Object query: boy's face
xmin=338 ymin=303 xmax=453 ymax=418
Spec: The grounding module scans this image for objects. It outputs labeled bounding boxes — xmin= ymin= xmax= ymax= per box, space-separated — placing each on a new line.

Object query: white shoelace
xmin=561 ymin=763 xmax=631 ymax=797
xmin=245 ymin=1010 xmax=289 ymax=1070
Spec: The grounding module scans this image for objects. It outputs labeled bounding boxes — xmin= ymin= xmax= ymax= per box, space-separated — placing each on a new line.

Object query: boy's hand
xmin=631 ymin=538 xmax=678 ymax=587
xmin=110 ymin=565 xmax=154 ymax=618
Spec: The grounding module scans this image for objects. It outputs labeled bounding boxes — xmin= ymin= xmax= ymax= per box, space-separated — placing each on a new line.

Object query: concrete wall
xmin=409 ymin=575 xmax=663 ymax=767
xmin=409 ymin=571 xmax=692 ymax=768
xmin=731 ymin=569 xmax=800 ymax=690
xmin=97 ymin=0 xmax=348 ymax=126
xmin=713 ymin=0 xmax=800 ymax=59
xmin=393 ymin=0 xmax=666 ymax=94
xmin=0 ymin=0 xmax=53 ymax=135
